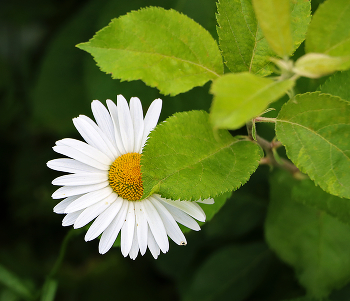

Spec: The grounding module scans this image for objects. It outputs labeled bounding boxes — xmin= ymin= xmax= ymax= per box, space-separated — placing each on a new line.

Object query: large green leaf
xmin=276 ymin=92 xmax=350 ymax=199
xmin=77 ymin=7 xmax=223 ymax=96
xmin=306 ymin=0 xmax=350 ymax=56
xmin=319 ymin=69 xmax=350 ymax=102
xmin=217 ymin=0 xmax=310 ymax=75
xmin=210 ymin=72 xmax=294 ymax=130
xmin=141 ymin=110 xmax=263 ymax=200
xmin=266 ymin=171 xmax=350 ymax=298
xmin=183 ymin=243 xmax=272 ymax=301
xmin=292 ymin=178 xmax=350 ymax=227
xmin=252 ymin=0 xmax=292 ymax=57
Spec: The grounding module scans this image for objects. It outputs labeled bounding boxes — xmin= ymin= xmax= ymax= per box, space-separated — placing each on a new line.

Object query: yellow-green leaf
xmin=77 ymin=7 xmax=223 ymax=96
xmin=210 ymin=72 xmax=294 ymax=130
xmin=252 ymin=0 xmax=293 ymax=57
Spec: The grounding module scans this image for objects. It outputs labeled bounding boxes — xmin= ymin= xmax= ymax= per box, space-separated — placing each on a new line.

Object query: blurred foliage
xmin=4 ymin=0 xmax=350 ymax=300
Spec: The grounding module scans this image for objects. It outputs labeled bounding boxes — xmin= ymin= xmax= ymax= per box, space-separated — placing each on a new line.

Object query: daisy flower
xmin=47 ymin=95 xmax=214 ymax=259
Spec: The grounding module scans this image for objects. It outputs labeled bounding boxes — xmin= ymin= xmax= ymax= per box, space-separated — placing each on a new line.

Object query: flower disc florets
xmin=108 ymin=153 xmax=143 ymax=201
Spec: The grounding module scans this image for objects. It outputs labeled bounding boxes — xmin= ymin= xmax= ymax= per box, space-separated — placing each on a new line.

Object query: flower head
xmin=47 ymin=95 xmax=213 ymax=259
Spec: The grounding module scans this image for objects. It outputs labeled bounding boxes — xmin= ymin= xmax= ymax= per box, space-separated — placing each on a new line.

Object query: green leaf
xmin=292 ymin=178 xmax=350 ymax=227
xmin=289 ymin=0 xmax=312 ymax=51
xmin=141 ymin=110 xmax=263 ymax=200
xmin=319 ymin=69 xmax=350 ymax=102
xmin=0 ymin=264 xmax=34 ymax=300
xmin=293 ymin=53 xmax=350 ymax=78
xmin=77 ymin=7 xmax=223 ymax=96
xmin=306 ymin=0 xmax=350 ymax=56
xmin=265 ymin=170 xmax=350 ymax=298
xmin=210 ymin=72 xmax=294 ymax=130
xmin=252 ymin=0 xmax=293 ymax=57
xmin=183 ymin=243 xmax=273 ymax=301
xmin=216 ymin=0 xmax=274 ymax=76
xmin=217 ymin=0 xmax=310 ymax=76
xmin=276 ymin=92 xmax=350 ymax=199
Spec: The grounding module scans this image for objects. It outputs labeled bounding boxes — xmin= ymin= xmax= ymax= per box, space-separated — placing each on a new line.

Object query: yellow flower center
xmin=108 ymin=153 xmax=143 ymax=201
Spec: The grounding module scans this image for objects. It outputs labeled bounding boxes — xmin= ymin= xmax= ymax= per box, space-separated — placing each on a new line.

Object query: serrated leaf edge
xmin=141 ymin=110 xmax=263 ymax=200
xmin=276 ymin=91 xmax=350 ymax=199
xmin=77 ymin=6 xmax=223 ymax=96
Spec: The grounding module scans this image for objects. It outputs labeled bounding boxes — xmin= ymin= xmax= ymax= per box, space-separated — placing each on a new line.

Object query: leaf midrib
xmin=148 ymin=139 xmax=244 ymax=194
xmin=84 ymin=44 xmax=221 ymax=78
xmin=277 ymin=119 xmax=350 ymax=163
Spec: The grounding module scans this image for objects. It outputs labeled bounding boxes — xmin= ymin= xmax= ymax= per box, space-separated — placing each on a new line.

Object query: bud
xmin=293 ymin=53 xmax=350 ymax=78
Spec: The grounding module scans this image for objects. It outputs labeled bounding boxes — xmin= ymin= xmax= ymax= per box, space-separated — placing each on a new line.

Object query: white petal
xmin=147 ymin=227 xmax=160 ymax=259
xmin=128 ymin=225 xmax=139 ymax=260
xmin=159 ymin=199 xmax=200 ymax=231
xmin=99 ymin=199 xmax=128 ymax=254
xmin=52 ymin=181 xmax=108 ymax=199
xmin=79 ymin=115 xmax=120 ymax=157
xmin=196 ymin=198 xmax=215 ymax=204
xmin=141 ymin=199 xmax=169 ymax=253
xmin=53 ymin=195 xmax=81 ymax=214
xmin=91 ymin=100 xmax=117 ymax=148
xmin=121 ymin=201 xmax=136 ymax=257
xmin=73 ymin=116 xmax=117 ymax=159
xmin=157 ymin=196 xmax=206 ymax=222
xmin=64 ymin=186 xmax=113 ymax=213
xmin=53 ymin=145 xmax=109 ymax=170
xmin=106 ymin=99 xmax=126 ymax=154
xmin=56 ymin=138 xmax=112 ymax=166
xmin=129 ymin=97 xmax=144 ymax=153
xmin=47 ymin=158 xmax=102 ymax=173
xmin=52 ymin=172 xmax=108 ymax=186
xmin=134 ymin=201 xmax=148 ymax=255
xmin=62 ymin=210 xmax=83 ymax=226
xmin=141 ymin=98 xmax=162 ymax=149
xmin=117 ymin=95 xmax=134 ymax=153
xmin=74 ymin=193 xmax=117 ymax=229
xmin=149 ymin=197 xmax=187 ymax=246
xmin=85 ymin=197 xmax=123 ymax=241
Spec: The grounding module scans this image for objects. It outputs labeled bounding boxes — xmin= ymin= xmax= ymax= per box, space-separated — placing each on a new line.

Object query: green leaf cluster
xmin=75 ymin=0 xmax=350 ymax=299
xmin=216 ymin=0 xmax=310 ymax=75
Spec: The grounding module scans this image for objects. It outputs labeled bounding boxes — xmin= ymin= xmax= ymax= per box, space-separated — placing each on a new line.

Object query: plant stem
xmin=255 ymin=135 xmax=301 ymax=175
xmin=48 ymin=229 xmax=76 ymax=279
xmin=254 ymin=117 xmax=276 ymax=123
xmin=246 ymin=122 xmax=304 ymax=177
xmin=38 ymin=229 xmax=77 ymax=300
